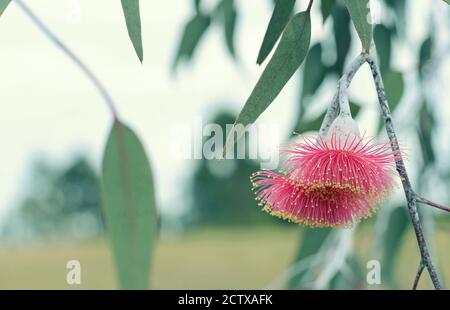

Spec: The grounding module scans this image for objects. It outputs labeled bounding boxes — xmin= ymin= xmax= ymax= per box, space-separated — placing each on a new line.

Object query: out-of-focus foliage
xmin=215 ymin=0 xmax=238 ymax=57
xmin=188 ymin=111 xmax=280 ymax=226
xmin=1 ymin=156 xmax=103 ymax=240
xmin=101 ymin=121 xmax=157 ymax=289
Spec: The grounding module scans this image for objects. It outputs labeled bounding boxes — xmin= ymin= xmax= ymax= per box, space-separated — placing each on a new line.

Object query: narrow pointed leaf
xmin=226 ymin=11 xmax=311 ymax=152
xmin=257 ymin=0 xmax=296 ymax=65
xmin=0 ymin=0 xmax=11 ymax=17
xmin=101 ymin=121 xmax=157 ymax=289
xmin=344 ymin=0 xmax=372 ymax=52
xmin=121 ymin=0 xmax=143 ymax=62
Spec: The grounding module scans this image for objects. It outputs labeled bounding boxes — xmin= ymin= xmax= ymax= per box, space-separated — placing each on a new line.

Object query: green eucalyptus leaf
xmin=344 ymin=0 xmax=372 ymax=52
xmin=442 ymin=0 xmax=450 ymax=5
xmin=101 ymin=121 xmax=157 ymax=289
xmin=257 ymin=0 xmax=296 ymax=65
xmin=173 ymin=13 xmax=211 ymax=70
xmin=226 ymin=11 xmax=311 ymax=152
xmin=321 ymin=0 xmax=336 ymax=24
xmin=121 ymin=0 xmax=143 ymax=63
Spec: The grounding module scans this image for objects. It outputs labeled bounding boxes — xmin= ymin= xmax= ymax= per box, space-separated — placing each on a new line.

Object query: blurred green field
xmin=0 ymin=226 xmax=448 ymax=289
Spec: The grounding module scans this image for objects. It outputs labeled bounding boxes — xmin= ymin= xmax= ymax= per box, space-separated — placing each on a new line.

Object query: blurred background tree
xmin=1 ymin=156 xmax=103 ymax=241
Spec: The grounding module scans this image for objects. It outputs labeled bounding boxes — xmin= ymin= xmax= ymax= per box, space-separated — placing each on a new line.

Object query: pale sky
xmin=0 ymin=0 xmax=448 ymax=222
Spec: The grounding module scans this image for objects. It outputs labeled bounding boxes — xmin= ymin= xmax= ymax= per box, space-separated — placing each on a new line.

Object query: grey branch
xmin=366 ymin=52 xmax=443 ymax=290
xmin=412 ymin=260 xmax=425 ymax=290
xmin=319 ymin=53 xmax=366 ymax=136
xmin=14 ymin=0 xmax=119 ymax=120
xmin=416 ymin=195 xmax=450 ymax=213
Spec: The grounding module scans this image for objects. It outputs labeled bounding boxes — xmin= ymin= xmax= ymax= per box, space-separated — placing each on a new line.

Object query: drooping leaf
xmin=344 ymin=0 xmax=372 ymax=52
xmin=332 ymin=5 xmax=351 ymax=75
xmin=216 ymin=0 xmax=237 ymax=57
xmin=226 ymin=11 xmax=311 ymax=152
xmin=418 ymin=101 xmax=435 ymax=164
xmin=418 ymin=36 xmax=433 ymax=81
xmin=256 ymin=0 xmax=296 ymax=65
xmin=101 ymin=121 xmax=157 ymax=289
xmin=121 ymin=0 xmax=143 ymax=63
xmin=320 ymin=0 xmax=336 ymax=24
xmin=381 ymin=206 xmax=409 ymax=287
xmin=173 ymin=13 xmax=211 ymax=70
xmin=373 ymin=24 xmax=392 ymax=73
xmin=288 ymin=228 xmax=332 ymax=288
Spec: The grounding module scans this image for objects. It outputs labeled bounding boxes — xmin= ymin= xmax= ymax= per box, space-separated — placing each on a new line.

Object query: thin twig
xmin=319 ymin=52 xmax=365 ymax=136
xmin=14 ymin=0 xmax=119 ymax=120
xmin=306 ymin=0 xmax=314 ymax=12
xmin=412 ymin=260 xmax=425 ymax=290
xmin=366 ymin=51 xmax=442 ymax=290
xmin=416 ymin=195 xmax=450 ymax=213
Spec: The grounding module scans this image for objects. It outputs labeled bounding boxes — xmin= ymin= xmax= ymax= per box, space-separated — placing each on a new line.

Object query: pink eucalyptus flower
xmin=251 ymin=115 xmax=400 ymax=227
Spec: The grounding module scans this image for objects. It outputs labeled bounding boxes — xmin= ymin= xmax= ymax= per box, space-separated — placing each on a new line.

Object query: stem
xmin=14 ymin=0 xmax=119 ymax=120
xmin=416 ymin=195 xmax=450 ymax=213
xmin=306 ymin=0 xmax=314 ymax=12
xmin=412 ymin=260 xmax=425 ymax=290
xmin=319 ymin=52 xmax=365 ymax=136
xmin=366 ymin=52 xmax=442 ymax=290
xmin=338 ymin=76 xmax=351 ymax=116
